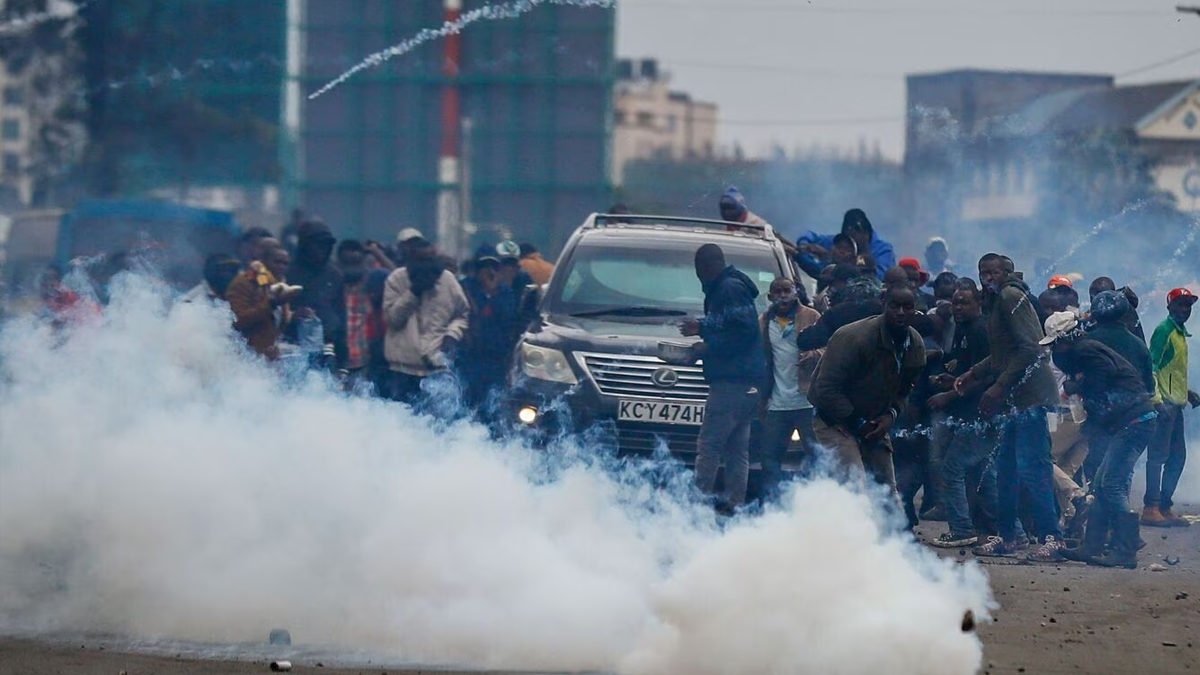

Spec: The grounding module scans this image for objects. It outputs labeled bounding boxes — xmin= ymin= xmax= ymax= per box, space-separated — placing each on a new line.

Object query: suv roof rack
xmin=586 ymin=213 xmax=776 ymax=240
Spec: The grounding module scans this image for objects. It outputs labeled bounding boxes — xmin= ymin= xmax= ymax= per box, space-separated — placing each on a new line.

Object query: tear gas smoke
xmin=0 ymin=274 xmax=992 ymax=674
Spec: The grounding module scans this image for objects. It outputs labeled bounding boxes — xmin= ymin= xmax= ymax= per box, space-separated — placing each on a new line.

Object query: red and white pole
xmin=436 ymin=0 xmax=463 ymax=259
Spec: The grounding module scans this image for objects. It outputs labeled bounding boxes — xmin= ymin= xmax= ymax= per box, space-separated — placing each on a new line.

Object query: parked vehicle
xmin=509 ymin=213 xmax=801 ymax=465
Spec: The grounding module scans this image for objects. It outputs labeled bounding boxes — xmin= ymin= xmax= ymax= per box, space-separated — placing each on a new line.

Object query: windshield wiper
xmin=569 ymin=306 xmax=689 ymax=318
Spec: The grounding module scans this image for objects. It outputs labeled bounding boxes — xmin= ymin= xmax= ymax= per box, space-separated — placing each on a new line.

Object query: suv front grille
xmin=616 ymin=422 xmax=701 ymax=456
xmin=576 ymin=352 xmax=708 ymax=402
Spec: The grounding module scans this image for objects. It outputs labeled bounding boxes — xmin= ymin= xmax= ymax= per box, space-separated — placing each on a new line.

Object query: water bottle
xmin=296 ymin=315 xmax=324 ymax=355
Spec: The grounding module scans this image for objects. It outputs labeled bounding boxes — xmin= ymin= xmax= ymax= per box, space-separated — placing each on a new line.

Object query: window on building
xmin=614 ymin=110 xmax=627 ymax=125
xmin=1012 ymin=159 xmax=1026 ymax=194
xmin=2 ymin=119 xmax=19 ymax=141
xmin=3 ymin=152 xmax=19 ymax=174
xmin=636 ymin=111 xmax=654 ymax=128
xmin=3 ymin=86 xmax=23 ymax=107
xmin=996 ymin=162 xmax=1009 ymax=196
xmin=972 ymin=166 xmax=986 ymax=196
xmin=667 ymin=114 xmax=677 ymax=131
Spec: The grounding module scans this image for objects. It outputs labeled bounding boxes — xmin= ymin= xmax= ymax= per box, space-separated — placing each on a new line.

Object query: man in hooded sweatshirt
xmin=798 ymin=209 xmax=896 ymax=280
xmin=681 ymin=244 xmax=768 ymax=512
xmin=287 ymin=218 xmax=346 ymax=366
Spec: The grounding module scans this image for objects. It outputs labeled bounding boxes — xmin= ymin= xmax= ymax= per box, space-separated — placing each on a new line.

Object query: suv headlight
xmin=520 ymin=343 xmax=578 ymax=384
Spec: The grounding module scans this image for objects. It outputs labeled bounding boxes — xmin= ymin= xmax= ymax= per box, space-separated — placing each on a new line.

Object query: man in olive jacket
xmin=809 ymin=283 xmax=926 ymax=492
xmin=956 ymin=253 xmax=1063 ymax=562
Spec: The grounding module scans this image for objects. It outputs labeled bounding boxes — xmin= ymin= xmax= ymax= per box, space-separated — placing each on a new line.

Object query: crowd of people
xmin=690 ymin=188 xmax=1197 ymax=568
xmin=26 ymin=191 xmax=1198 ymax=569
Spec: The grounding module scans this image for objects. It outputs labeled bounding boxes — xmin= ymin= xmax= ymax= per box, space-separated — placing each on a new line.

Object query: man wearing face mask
xmin=383 ymin=238 xmax=471 ymax=405
xmin=287 ymin=218 xmax=346 ymax=368
xmin=757 ymin=278 xmax=822 ymax=501
xmin=337 ymin=240 xmax=391 ymax=393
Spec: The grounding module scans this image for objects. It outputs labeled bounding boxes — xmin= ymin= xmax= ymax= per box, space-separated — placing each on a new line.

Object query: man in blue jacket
xmin=681 ymin=244 xmax=768 ymax=511
xmin=797 ymin=208 xmax=895 ymax=280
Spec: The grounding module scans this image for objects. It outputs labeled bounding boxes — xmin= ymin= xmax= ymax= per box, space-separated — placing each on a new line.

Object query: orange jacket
xmin=226 ymin=264 xmax=286 ymax=359
xmin=519 ymin=253 xmax=555 ymax=286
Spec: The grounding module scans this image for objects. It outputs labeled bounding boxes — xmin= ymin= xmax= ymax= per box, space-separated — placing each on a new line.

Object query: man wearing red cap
xmin=1143 ymin=287 xmax=1200 ymax=527
xmin=1047 ymin=275 xmax=1073 ymax=290
xmin=898 ymin=258 xmax=936 ymax=311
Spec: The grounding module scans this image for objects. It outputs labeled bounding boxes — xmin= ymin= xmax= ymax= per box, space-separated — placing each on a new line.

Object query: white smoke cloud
xmin=0 ymin=274 xmax=992 ymax=674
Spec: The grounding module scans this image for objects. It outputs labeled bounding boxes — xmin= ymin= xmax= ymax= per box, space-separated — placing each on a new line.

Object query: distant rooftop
xmin=907 ymin=68 xmax=1113 ymax=84
xmin=1000 ymin=79 xmax=1199 ymax=136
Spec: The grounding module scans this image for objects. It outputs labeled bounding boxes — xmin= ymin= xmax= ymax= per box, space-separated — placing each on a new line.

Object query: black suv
xmin=509 ymin=214 xmax=800 ymax=463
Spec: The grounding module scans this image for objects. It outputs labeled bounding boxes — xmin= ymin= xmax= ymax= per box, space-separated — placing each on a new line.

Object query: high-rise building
xmin=79 ymin=0 xmax=285 ymax=214
xmin=291 ymin=0 xmax=615 ymax=256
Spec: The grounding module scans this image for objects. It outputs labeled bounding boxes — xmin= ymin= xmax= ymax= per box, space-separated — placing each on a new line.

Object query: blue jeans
xmin=760 ymin=408 xmax=817 ymax=502
xmin=940 ymin=420 xmax=999 ymax=537
xmin=695 ymin=381 xmax=760 ymax=507
xmin=1144 ymin=403 xmax=1187 ymax=510
xmin=996 ymin=408 xmax=1061 ymax=543
xmin=1094 ymin=417 xmax=1156 ymax=516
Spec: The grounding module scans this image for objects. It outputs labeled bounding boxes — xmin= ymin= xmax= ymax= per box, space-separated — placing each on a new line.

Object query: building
xmin=79 ymin=0 xmax=285 ymax=221
xmin=292 ymin=0 xmax=615 ymax=257
xmin=612 ymin=58 xmax=717 ymax=185
xmin=904 ymin=70 xmax=1200 ymax=281
xmin=904 ymin=69 xmax=1114 ymax=254
xmin=0 ymin=61 xmax=34 ymax=208
xmin=0 ymin=0 xmax=86 ymax=209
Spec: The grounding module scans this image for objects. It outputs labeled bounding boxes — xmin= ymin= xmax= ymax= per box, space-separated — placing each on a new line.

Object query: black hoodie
xmin=698 ymin=266 xmax=767 ymax=385
xmin=287 ymin=220 xmax=346 ymax=363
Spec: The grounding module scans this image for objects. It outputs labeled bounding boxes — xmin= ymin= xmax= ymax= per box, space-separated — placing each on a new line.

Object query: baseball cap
xmin=1167 ymin=287 xmax=1198 ymax=305
xmin=495 ymin=240 xmax=521 ymax=260
xmin=1090 ymin=290 xmax=1129 ymax=322
xmin=396 ymin=227 xmax=424 ymax=244
xmin=1040 ymin=311 xmax=1081 ymax=346
xmin=1047 ymin=275 xmax=1073 ymax=289
xmin=898 ymin=257 xmax=930 ymax=283
xmin=474 ymin=244 xmax=501 ymax=265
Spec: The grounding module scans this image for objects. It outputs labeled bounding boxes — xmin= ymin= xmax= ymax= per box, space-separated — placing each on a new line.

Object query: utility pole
xmin=460 ymin=116 xmax=475 ymax=256
xmin=436 ymin=0 xmax=463 ymax=259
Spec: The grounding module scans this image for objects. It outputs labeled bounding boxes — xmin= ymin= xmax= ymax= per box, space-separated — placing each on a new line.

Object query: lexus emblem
xmin=651 ymin=367 xmax=679 ymax=388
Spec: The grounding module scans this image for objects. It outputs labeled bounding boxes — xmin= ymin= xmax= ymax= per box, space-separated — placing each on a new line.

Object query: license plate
xmin=618 ymin=400 xmax=705 ymax=426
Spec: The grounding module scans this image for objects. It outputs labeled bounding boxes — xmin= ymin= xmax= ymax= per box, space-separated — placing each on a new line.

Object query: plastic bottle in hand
xmin=296 ymin=315 xmax=324 ymax=355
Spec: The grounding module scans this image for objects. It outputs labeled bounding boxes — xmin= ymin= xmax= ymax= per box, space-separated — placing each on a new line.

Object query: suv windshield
xmin=548 ymin=239 xmax=784 ymax=317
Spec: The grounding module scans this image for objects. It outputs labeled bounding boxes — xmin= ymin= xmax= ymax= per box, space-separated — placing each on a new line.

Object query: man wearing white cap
xmin=1041 ymin=311 xmax=1157 ymax=568
xmin=395 ymin=228 xmax=425 ymax=267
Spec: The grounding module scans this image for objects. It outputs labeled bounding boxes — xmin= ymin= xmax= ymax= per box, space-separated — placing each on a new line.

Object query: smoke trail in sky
xmin=308 ymin=0 xmax=616 ymax=101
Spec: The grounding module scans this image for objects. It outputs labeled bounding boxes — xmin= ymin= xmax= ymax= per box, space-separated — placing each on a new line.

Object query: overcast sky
xmin=616 ymin=0 xmax=1200 ymax=160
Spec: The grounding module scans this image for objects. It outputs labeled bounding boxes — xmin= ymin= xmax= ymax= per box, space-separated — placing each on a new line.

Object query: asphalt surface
xmin=2 ymin=513 xmax=1197 ymax=675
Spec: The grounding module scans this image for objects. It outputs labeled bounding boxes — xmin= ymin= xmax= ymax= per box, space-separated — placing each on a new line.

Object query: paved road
xmin=2 ymin=517 xmax=1197 ymax=675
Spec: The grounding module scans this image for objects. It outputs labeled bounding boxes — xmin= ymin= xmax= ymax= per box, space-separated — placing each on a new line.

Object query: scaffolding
xmin=290 ymin=0 xmax=615 ymax=255
xmin=84 ymin=0 xmax=285 ymax=201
